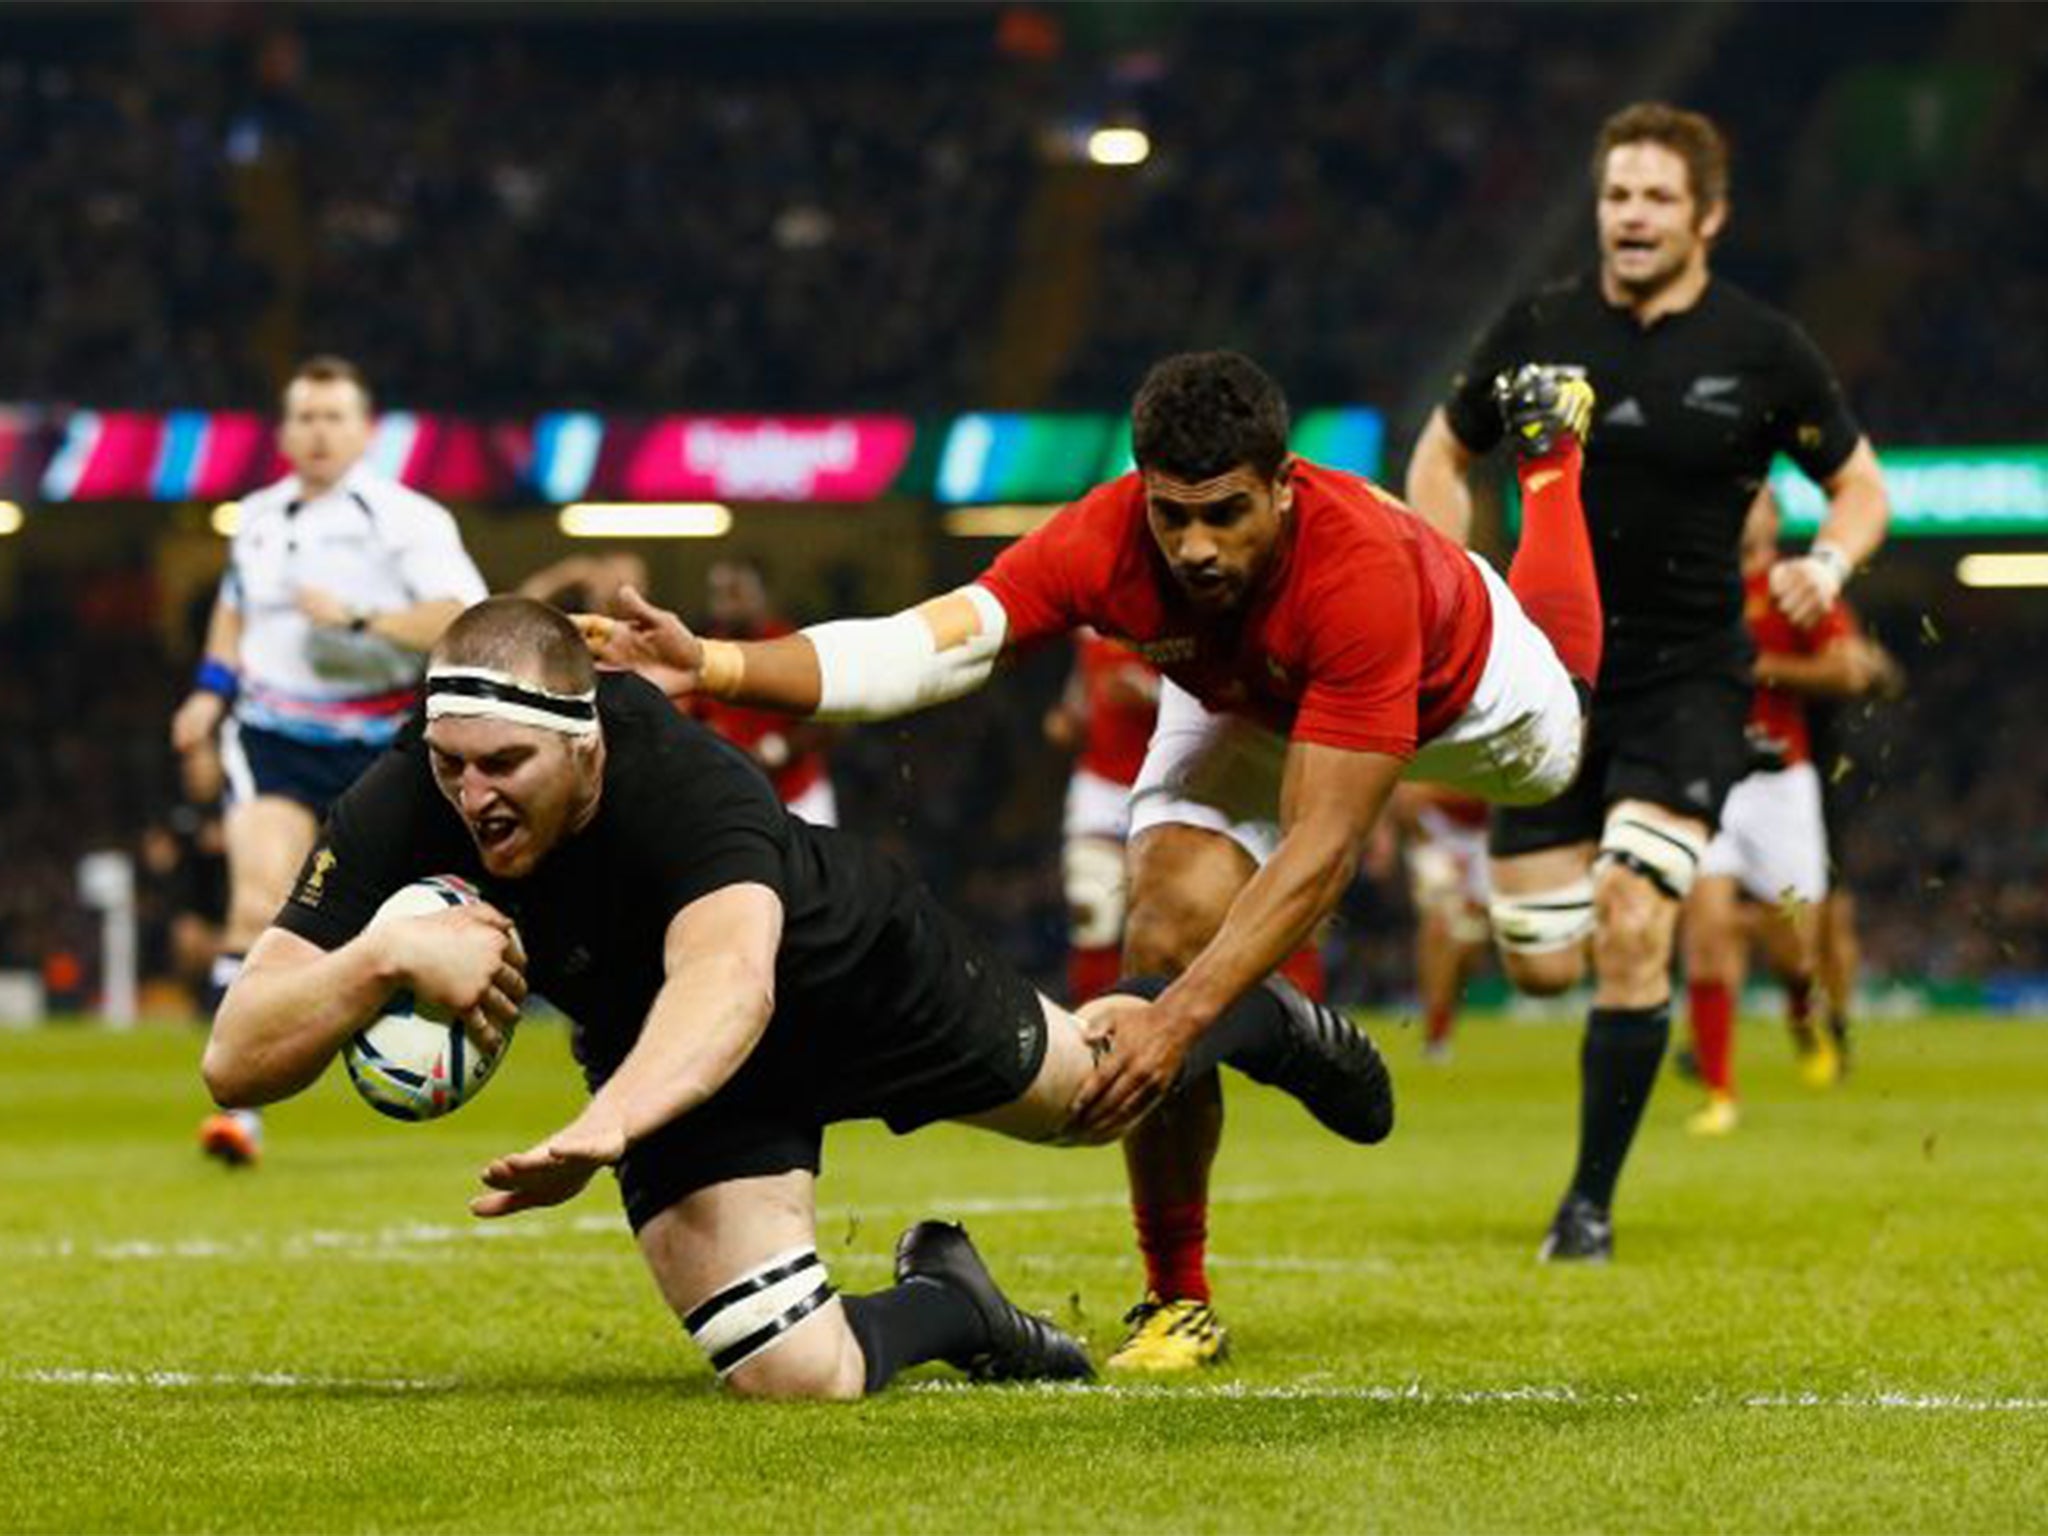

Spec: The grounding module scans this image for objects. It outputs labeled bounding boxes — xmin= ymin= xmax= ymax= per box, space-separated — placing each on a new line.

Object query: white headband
xmin=425 ymin=666 xmax=600 ymax=737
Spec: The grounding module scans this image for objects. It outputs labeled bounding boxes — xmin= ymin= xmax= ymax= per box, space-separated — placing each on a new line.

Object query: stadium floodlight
xmin=1956 ymin=552 xmax=2048 ymax=588
xmin=210 ymin=501 xmax=240 ymax=537
xmin=1087 ymin=127 xmax=1151 ymax=167
xmin=559 ymin=502 xmax=732 ymax=538
xmin=942 ymin=504 xmax=1062 ymax=538
xmin=0 ymin=501 xmax=22 ymax=535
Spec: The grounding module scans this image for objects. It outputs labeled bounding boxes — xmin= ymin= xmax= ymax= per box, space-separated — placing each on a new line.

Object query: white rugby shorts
xmin=1407 ymin=804 xmax=1493 ymax=910
xmin=783 ymin=777 xmax=839 ymax=828
xmin=1127 ymin=554 xmax=1582 ymax=864
xmin=1699 ymin=761 xmax=1829 ymax=905
xmin=1063 ymin=767 xmax=1136 ymax=842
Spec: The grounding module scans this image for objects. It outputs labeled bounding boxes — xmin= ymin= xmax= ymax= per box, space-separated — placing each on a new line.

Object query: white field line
xmin=7 ymin=1368 xmax=2042 ymax=1413
xmin=908 ymin=1380 xmax=2048 ymax=1413
xmin=9 ymin=1368 xmax=451 ymax=1392
xmin=0 ymin=1185 xmax=1296 ymax=1264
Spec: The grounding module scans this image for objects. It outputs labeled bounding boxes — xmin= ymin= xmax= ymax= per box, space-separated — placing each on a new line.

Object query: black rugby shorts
xmin=1490 ymin=671 xmax=1750 ymax=857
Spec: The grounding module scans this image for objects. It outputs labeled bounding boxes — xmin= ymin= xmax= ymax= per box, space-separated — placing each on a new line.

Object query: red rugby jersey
xmin=1074 ymin=630 xmax=1160 ymax=787
xmin=692 ymin=619 xmax=828 ymax=802
xmin=980 ymin=462 xmax=1493 ymax=758
xmin=1745 ymin=571 xmax=1851 ymax=766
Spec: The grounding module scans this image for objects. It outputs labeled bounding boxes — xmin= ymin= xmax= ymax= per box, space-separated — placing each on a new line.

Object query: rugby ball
xmin=343 ymin=876 xmax=518 ymax=1121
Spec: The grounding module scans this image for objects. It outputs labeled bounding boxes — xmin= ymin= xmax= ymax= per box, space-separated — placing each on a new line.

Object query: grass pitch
xmin=2 ymin=1012 xmax=2044 ymax=1534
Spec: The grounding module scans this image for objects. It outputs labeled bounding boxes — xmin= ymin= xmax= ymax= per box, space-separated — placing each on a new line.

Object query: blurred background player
xmin=694 ymin=558 xmax=839 ymax=826
xmin=1042 ymin=629 xmax=1162 ymax=1005
xmin=1680 ymin=490 xmax=1880 ymax=1135
xmin=169 ymin=355 xmax=486 ymax=1166
xmin=1391 ymin=786 xmax=1493 ymax=1063
xmin=1406 ymin=102 xmax=1890 ymax=1260
xmin=1804 ymin=617 xmax=1905 ymax=1075
xmin=519 ymin=551 xmax=651 ymax=620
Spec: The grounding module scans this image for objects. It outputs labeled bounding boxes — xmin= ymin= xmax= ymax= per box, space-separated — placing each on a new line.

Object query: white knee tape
xmin=1063 ymin=836 xmax=1128 ymax=949
xmin=1597 ymin=809 xmax=1708 ymax=901
xmin=1488 ymin=880 xmax=1596 ymax=954
xmin=683 ymin=1247 xmax=836 ymax=1378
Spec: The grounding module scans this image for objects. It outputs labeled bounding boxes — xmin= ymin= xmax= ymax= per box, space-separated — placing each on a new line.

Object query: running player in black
xmin=202 ymin=597 xmax=1392 ymax=1397
xmin=1406 ymin=102 xmax=1889 ymax=1261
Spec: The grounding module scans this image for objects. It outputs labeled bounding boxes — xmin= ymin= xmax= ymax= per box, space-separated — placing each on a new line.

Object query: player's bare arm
xmin=582 ymin=583 xmax=1008 ymax=720
xmin=1073 ymin=742 xmax=1404 ymax=1138
xmin=1754 ymin=634 xmax=1874 ymax=698
xmin=203 ymin=904 xmax=524 ymax=1108
xmin=293 ymin=591 xmax=470 ymax=651
xmin=170 ymin=598 xmax=244 ymax=754
xmin=1404 ymin=406 xmax=1483 ymax=543
xmin=472 ymin=882 xmax=783 ymax=1219
xmin=1770 ymin=439 xmax=1890 ymax=626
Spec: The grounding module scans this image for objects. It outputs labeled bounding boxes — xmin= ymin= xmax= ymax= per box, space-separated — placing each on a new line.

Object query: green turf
xmin=2 ymin=1013 xmax=2044 ymax=1534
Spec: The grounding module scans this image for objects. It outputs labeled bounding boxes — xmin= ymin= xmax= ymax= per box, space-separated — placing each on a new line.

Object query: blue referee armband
xmin=195 ymin=657 xmax=240 ymax=703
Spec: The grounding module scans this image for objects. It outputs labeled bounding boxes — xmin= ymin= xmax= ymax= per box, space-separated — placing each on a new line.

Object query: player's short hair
xmin=1593 ymin=102 xmax=1730 ymax=213
xmin=285 ymin=355 xmax=373 ymax=413
xmin=1131 ymin=351 xmax=1292 ymax=483
xmin=433 ymin=596 xmax=596 ymax=697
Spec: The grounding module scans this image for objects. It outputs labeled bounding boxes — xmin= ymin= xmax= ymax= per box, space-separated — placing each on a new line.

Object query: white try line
xmin=908 ymin=1380 xmax=2048 ymax=1413
xmin=2 ymin=1185 xmax=1298 ymax=1265
xmin=9 ymin=1369 xmax=2042 ymax=1413
xmin=9 ymin=1368 xmax=452 ymax=1393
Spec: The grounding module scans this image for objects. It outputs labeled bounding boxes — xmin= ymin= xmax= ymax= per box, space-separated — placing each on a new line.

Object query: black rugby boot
xmin=1235 ymin=977 xmax=1396 ymax=1145
xmin=894 ymin=1221 xmax=1094 ymax=1382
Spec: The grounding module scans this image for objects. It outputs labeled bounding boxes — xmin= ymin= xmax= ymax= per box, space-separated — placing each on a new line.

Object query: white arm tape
xmin=805 ymin=585 xmax=1009 ymax=721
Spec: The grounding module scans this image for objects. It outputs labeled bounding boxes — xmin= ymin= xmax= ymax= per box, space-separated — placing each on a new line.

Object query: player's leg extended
xmin=637 ymin=1170 xmax=1087 ymax=1399
xmin=1496 ymin=364 xmax=1603 ymax=689
xmin=1541 ymin=799 xmax=1707 ymax=1261
xmin=1108 ymin=822 xmax=1254 ymax=1370
xmin=1680 ymin=874 xmax=1746 ymax=1135
xmin=1818 ymin=889 xmax=1860 ymax=1066
xmin=199 ymin=791 xmax=320 ymax=1166
xmin=638 ymin=1171 xmax=866 ymax=1400
xmin=961 ymin=980 xmax=1394 ymax=1150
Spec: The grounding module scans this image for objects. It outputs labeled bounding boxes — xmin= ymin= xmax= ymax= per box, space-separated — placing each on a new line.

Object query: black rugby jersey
xmin=275 ymin=671 xmax=912 ymax=1088
xmin=1445 ymin=273 xmax=1861 ymax=694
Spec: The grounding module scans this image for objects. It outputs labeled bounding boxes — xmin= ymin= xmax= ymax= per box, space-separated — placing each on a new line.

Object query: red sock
xmin=1507 ymin=444 xmax=1603 ymax=688
xmin=1134 ymin=1200 xmax=1210 ymax=1303
xmin=1689 ymin=979 xmax=1735 ymax=1094
xmin=1279 ymin=944 xmax=1326 ymax=1002
xmin=1426 ymin=1001 xmax=1454 ymax=1046
xmin=1067 ymin=944 xmax=1122 ymax=1006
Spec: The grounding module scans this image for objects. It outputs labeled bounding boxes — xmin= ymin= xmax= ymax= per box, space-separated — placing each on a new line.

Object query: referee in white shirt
xmin=171 ymin=356 xmax=488 ymax=1166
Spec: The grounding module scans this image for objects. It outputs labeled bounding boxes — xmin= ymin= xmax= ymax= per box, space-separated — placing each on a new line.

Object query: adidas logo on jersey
xmin=1605 ymin=398 xmax=1646 ymax=427
xmin=1684 ymin=375 xmax=1742 ymax=418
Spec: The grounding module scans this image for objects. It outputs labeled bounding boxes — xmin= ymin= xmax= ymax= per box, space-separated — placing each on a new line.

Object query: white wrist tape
xmin=1808 ymin=541 xmax=1851 ymax=594
xmin=805 ymin=585 xmax=1009 ymax=721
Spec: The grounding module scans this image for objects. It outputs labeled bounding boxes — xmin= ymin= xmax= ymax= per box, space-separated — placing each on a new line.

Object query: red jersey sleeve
xmin=1289 ymin=543 xmax=1423 ymax=758
xmin=1803 ymin=599 xmax=1852 ymax=650
xmin=976 ymin=478 xmax=1136 ymax=646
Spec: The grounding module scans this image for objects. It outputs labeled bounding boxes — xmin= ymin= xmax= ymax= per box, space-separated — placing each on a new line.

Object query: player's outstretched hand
xmin=471 ymin=1112 xmax=625 ymax=1218
xmin=575 ymin=585 xmax=706 ymax=699
xmin=1070 ymin=998 xmax=1199 ymax=1142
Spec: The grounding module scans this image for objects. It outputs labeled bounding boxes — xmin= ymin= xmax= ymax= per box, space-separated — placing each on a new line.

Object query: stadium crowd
xmin=0 ymin=3 xmax=2042 ymax=1014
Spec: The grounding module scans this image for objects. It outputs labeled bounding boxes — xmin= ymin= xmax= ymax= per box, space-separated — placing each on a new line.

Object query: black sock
xmin=1567 ymin=1003 xmax=1671 ymax=1210
xmin=1108 ymin=974 xmax=1297 ymax=1082
xmin=840 ymin=1277 xmax=986 ymax=1394
xmin=202 ymin=952 xmax=244 ymax=1020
